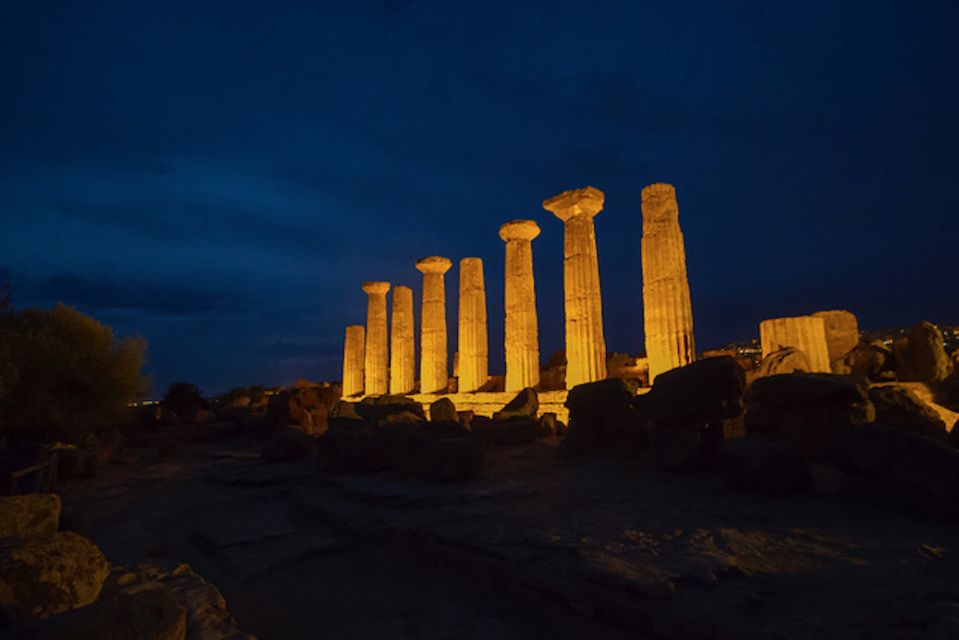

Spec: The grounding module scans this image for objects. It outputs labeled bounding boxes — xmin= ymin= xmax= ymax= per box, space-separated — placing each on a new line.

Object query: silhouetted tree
xmin=161 ymin=382 xmax=208 ymax=421
xmin=0 ymin=281 xmax=12 ymax=314
xmin=0 ymin=304 xmax=149 ymax=443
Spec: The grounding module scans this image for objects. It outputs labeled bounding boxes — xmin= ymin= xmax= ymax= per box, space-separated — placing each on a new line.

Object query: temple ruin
xmin=457 ymin=257 xmax=488 ymax=393
xmin=641 ymin=183 xmax=696 ymax=383
xmin=760 ymin=315 xmax=832 ymax=373
xmin=500 ymin=220 xmax=541 ymax=392
xmin=416 ymin=256 xmax=452 ymax=394
xmin=389 ymin=285 xmax=415 ymax=394
xmin=361 ymin=281 xmax=390 ymax=395
xmin=341 ymin=324 xmax=365 ymax=396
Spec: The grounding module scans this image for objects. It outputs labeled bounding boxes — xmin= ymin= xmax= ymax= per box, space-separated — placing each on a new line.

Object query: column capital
xmin=499 ymin=219 xmax=541 ymax=242
xmin=416 ymin=256 xmax=452 ymax=274
xmin=361 ymin=281 xmax=391 ymax=295
xmin=543 ymin=186 xmax=604 ymax=221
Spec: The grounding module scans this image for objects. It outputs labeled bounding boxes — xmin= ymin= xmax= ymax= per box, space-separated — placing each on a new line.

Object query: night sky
xmin=2 ymin=1 xmax=957 ymax=395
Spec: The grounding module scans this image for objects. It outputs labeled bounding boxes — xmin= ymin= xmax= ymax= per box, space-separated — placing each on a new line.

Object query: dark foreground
xmin=54 ymin=434 xmax=959 ymax=640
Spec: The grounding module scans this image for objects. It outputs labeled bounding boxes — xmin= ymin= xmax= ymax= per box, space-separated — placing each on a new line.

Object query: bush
xmin=160 ymin=382 xmax=208 ymax=420
xmin=0 ymin=304 xmax=149 ymax=443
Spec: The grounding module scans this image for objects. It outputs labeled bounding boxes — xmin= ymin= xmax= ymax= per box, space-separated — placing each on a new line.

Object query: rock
xmin=14 ymin=584 xmax=187 ymax=640
xmin=836 ymin=424 xmax=959 ymax=519
xmin=390 ymin=431 xmax=485 ymax=482
xmin=0 ymin=532 xmax=109 ymax=620
xmin=316 ymin=427 xmax=391 ymax=473
xmin=260 ymin=428 xmax=315 ymax=462
xmin=745 ymin=373 xmax=874 ymax=457
xmin=893 ymin=322 xmax=954 ymax=383
xmin=842 ymin=341 xmax=894 ymax=381
xmin=870 ymin=385 xmax=948 ymax=441
xmin=265 ymin=384 xmax=341 ymax=435
xmin=639 ymin=356 xmax=746 ymax=470
xmin=472 ymin=418 xmax=539 ymax=446
xmin=457 ymin=411 xmax=475 ymax=431
xmin=559 ymin=379 xmax=643 ymax=456
xmin=537 ymin=412 xmax=560 ymax=438
xmin=0 ymin=495 xmax=60 ymax=539
xmin=812 ymin=309 xmax=860 ymax=364
xmin=755 ymin=347 xmax=811 ymax=378
xmin=492 ymin=387 xmax=538 ymax=421
xmin=429 ymin=397 xmax=459 ymax=423
xmin=718 ymin=438 xmax=813 ymax=494
xmin=355 ymin=395 xmax=426 ymax=424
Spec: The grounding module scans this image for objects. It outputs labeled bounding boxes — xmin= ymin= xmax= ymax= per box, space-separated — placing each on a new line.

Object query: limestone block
xmin=390 ymin=285 xmax=415 ymax=394
xmin=342 ymin=325 xmax=365 ymax=397
xmin=759 ymin=315 xmax=831 ymax=373
xmin=812 ymin=309 xmax=860 ymax=362
xmin=457 ymin=258 xmax=488 ymax=393
xmin=499 ymin=220 xmax=541 ymax=392
xmin=416 ymin=256 xmax=452 ymax=394
xmin=361 ymin=281 xmax=390 ymax=395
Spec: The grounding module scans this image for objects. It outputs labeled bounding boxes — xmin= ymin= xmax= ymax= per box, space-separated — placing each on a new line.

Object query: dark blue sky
xmin=2 ymin=1 xmax=957 ymax=395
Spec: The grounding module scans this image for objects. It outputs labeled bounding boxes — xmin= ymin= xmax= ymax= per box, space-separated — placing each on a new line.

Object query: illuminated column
xmin=342 ymin=324 xmax=365 ymax=396
xmin=361 ymin=281 xmax=390 ymax=395
xmin=416 ymin=256 xmax=452 ymax=394
xmin=760 ymin=315 xmax=831 ymax=373
xmin=390 ymin=285 xmax=415 ymax=394
xmin=543 ymin=186 xmax=607 ymax=389
xmin=640 ymin=183 xmax=696 ymax=383
xmin=457 ymin=258 xmax=488 ymax=393
xmin=499 ymin=220 xmax=541 ymax=392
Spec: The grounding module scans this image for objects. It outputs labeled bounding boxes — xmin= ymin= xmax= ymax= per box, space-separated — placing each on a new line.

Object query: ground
xmin=58 ymin=434 xmax=959 ymax=640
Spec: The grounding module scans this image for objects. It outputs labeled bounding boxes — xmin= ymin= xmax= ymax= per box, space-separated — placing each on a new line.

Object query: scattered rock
xmin=755 ymin=347 xmax=811 ymax=378
xmin=266 ymin=384 xmax=340 ymax=436
xmin=261 ymin=428 xmax=315 ymax=462
xmin=745 ymin=373 xmax=874 ymax=457
xmin=893 ymin=322 xmax=954 ymax=383
xmin=842 ymin=341 xmax=895 ymax=381
xmin=560 ymin=379 xmax=643 ymax=456
xmin=869 ymin=385 xmax=948 ymax=441
xmin=492 ymin=387 xmax=538 ymax=421
xmin=718 ymin=438 xmax=813 ymax=494
xmin=812 ymin=309 xmax=860 ymax=364
xmin=537 ymin=412 xmax=561 ymax=437
xmin=390 ymin=432 xmax=485 ymax=482
xmin=0 ymin=495 xmax=60 ymax=539
xmin=429 ymin=397 xmax=459 ymax=423
xmin=355 ymin=395 xmax=426 ymax=424
xmin=316 ymin=427 xmax=391 ymax=473
xmin=0 ymin=532 xmax=110 ymax=620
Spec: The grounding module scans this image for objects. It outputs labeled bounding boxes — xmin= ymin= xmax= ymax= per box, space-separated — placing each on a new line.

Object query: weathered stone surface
xmin=492 ymin=387 xmax=538 ymax=421
xmin=559 ymin=379 xmax=644 ymax=456
xmin=755 ymin=347 xmax=811 ymax=378
xmin=389 ymin=286 xmax=415 ymax=395
xmin=429 ymin=397 xmax=459 ymax=423
xmin=718 ymin=438 xmax=813 ymax=494
xmin=390 ymin=432 xmax=485 ymax=482
xmin=640 ymin=183 xmax=696 ymax=383
xmin=0 ymin=495 xmax=60 ymax=539
xmin=316 ymin=427 xmax=391 ymax=473
xmin=870 ymin=385 xmax=948 ymax=441
xmin=0 ymin=532 xmax=109 ymax=620
xmin=416 ymin=257 xmax=453 ymax=394
xmin=543 ymin=186 xmax=607 ymax=388
xmin=261 ymin=428 xmax=315 ymax=462
xmin=265 ymin=385 xmax=339 ymax=436
xmin=760 ymin=315 xmax=831 ymax=373
xmin=537 ymin=412 xmax=560 ymax=437
xmin=893 ymin=321 xmax=954 ymax=383
xmin=745 ymin=374 xmax=874 ymax=456
xmin=361 ymin=281 xmax=391 ymax=395
xmin=813 ymin=309 xmax=860 ymax=364
xmin=500 ymin=220 xmax=541 ymax=392
xmin=842 ymin=341 xmax=894 ymax=381
xmin=342 ymin=324 xmax=365 ymax=396
xmin=639 ymin=357 xmax=746 ymax=470
xmin=457 ymin=257 xmax=489 ymax=393
xmin=355 ymin=394 xmax=426 ymax=423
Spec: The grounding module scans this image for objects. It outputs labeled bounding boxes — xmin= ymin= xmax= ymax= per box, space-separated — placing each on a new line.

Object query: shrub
xmin=160 ymin=382 xmax=208 ymax=420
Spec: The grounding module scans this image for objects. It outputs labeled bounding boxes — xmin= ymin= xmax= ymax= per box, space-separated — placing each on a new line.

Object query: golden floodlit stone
xmin=390 ymin=285 xmax=416 ymax=394
xmin=361 ymin=281 xmax=390 ymax=395
xmin=457 ymin=258 xmax=488 ymax=393
xmin=342 ymin=324 xmax=365 ymax=396
xmin=499 ymin=220 xmax=541 ymax=392
xmin=416 ymin=256 xmax=452 ymax=394
xmin=760 ymin=315 xmax=831 ymax=373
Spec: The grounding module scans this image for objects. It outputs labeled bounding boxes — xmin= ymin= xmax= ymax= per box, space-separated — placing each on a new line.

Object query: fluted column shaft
xmin=361 ymin=281 xmax=390 ymax=395
xmin=416 ymin=256 xmax=452 ymax=394
xmin=390 ymin=285 xmax=415 ymax=394
xmin=500 ymin=220 xmax=541 ymax=392
xmin=342 ymin=324 xmax=365 ymax=396
xmin=544 ymin=187 xmax=607 ymax=389
xmin=760 ymin=316 xmax=831 ymax=372
xmin=641 ymin=183 xmax=696 ymax=383
xmin=457 ymin=258 xmax=488 ymax=393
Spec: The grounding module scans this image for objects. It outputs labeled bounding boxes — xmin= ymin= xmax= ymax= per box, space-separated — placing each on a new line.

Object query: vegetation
xmin=161 ymin=382 xmax=208 ymax=420
xmin=0 ymin=303 xmax=149 ymax=443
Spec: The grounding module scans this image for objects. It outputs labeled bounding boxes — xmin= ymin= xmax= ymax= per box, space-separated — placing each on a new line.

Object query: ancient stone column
xmin=812 ymin=309 xmax=859 ymax=363
xmin=457 ymin=257 xmax=488 ymax=393
xmin=641 ymin=183 xmax=696 ymax=383
xmin=499 ymin=220 xmax=541 ymax=392
xmin=543 ymin=186 xmax=607 ymax=389
xmin=760 ymin=315 xmax=831 ymax=373
xmin=416 ymin=256 xmax=452 ymax=394
xmin=342 ymin=324 xmax=365 ymax=396
xmin=389 ymin=285 xmax=415 ymax=394
xmin=361 ymin=281 xmax=390 ymax=395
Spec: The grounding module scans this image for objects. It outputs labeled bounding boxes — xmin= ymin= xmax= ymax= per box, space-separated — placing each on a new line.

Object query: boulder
xmin=755 ymin=347 xmax=811 ymax=378
xmin=316 ymin=427 xmax=391 ymax=473
xmin=354 ymin=395 xmax=426 ymax=424
xmin=265 ymin=385 xmax=340 ymax=436
xmin=718 ymin=438 xmax=813 ymax=494
xmin=836 ymin=424 xmax=959 ymax=519
xmin=745 ymin=373 xmax=874 ymax=457
xmin=0 ymin=532 xmax=109 ymax=620
xmin=260 ymin=428 xmax=315 ymax=462
xmin=537 ymin=412 xmax=561 ymax=438
xmin=893 ymin=322 xmax=954 ymax=383
xmin=429 ymin=398 xmax=459 ymax=423
xmin=492 ymin=387 xmax=538 ymax=421
xmin=389 ymin=431 xmax=485 ymax=482
xmin=812 ymin=309 xmax=860 ymax=364
xmin=639 ymin=356 xmax=746 ymax=470
xmin=869 ymin=385 xmax=948 ymax=441
xmin=842 ymin=341 xmax=894 ymax=381
xmin=559 ymin=379 xmax=643 ymax=456
xmin=0 ymin=495 xmax=60 ymax=539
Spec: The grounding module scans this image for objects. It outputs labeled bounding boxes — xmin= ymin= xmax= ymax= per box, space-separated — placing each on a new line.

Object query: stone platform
xmin=353 ymin=390 xmax=572 ymax=423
